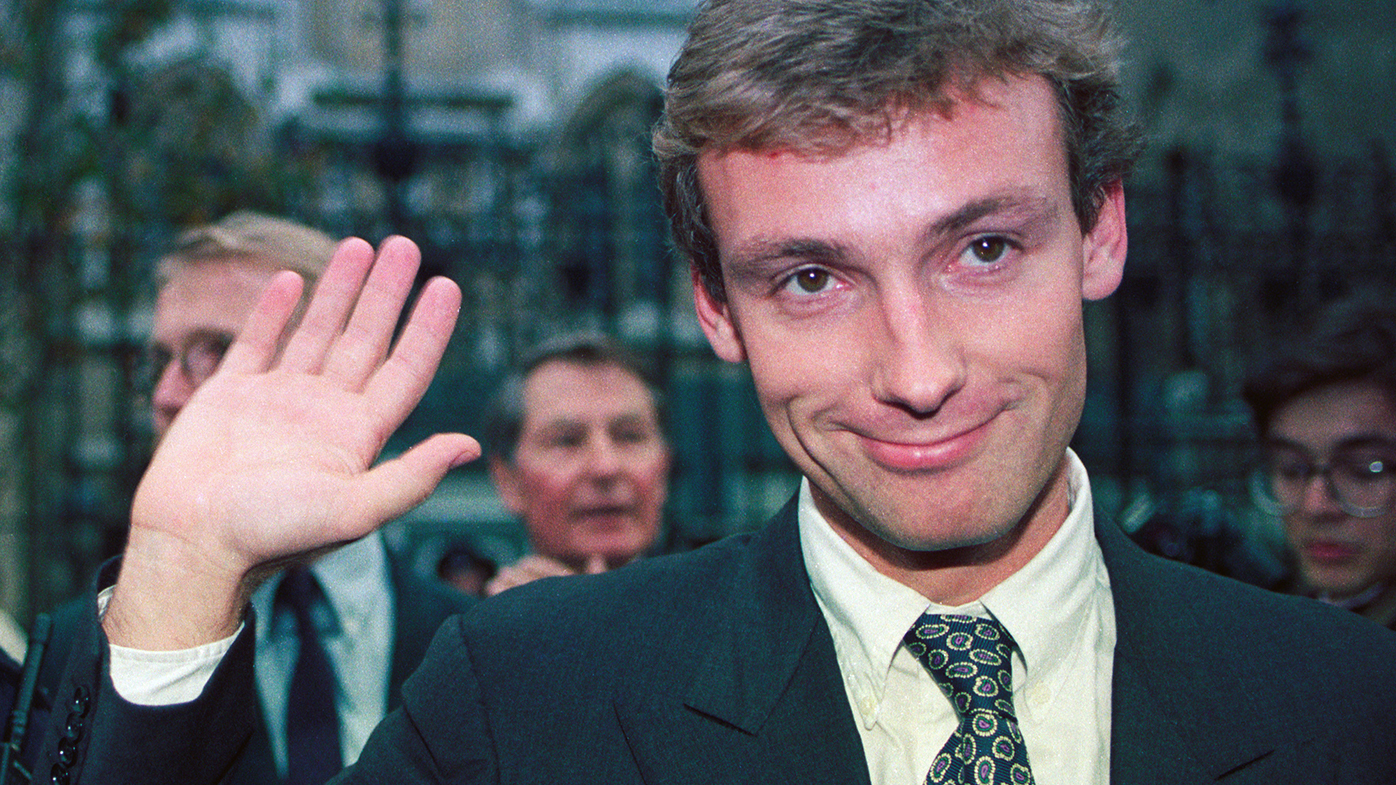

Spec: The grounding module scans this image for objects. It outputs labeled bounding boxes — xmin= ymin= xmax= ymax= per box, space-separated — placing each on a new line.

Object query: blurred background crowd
xmin=0 ymin=0 xmax=1393 ymax=634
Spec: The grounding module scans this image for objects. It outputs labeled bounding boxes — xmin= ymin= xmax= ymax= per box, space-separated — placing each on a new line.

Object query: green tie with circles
xmin=903 ymin=613 xmax=1035 ymax=785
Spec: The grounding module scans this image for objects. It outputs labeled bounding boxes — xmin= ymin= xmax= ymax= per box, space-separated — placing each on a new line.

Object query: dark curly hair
xmin=1243 ymin=299 xmax=1396 ymax=436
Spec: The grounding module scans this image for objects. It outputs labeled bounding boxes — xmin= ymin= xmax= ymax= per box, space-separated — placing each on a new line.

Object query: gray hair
xmin=483 ymin=332 xmax=665 ymax=462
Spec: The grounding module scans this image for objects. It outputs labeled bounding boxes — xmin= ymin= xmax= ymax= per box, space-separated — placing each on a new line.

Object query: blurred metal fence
xmin=4 ymin=102 xmax=1395 ymax=620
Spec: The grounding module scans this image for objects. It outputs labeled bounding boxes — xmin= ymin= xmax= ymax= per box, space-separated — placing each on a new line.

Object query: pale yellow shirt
xmin=798 ymin=449 xmax=1115 ymax=785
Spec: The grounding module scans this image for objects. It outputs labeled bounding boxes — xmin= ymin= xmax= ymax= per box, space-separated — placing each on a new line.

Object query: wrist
xmin=104 ymin=529 xmax=250 ymax=649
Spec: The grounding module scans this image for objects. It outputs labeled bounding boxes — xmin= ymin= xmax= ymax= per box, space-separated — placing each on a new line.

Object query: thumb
xmin=353 ymin=433 xmax=481 ymax=531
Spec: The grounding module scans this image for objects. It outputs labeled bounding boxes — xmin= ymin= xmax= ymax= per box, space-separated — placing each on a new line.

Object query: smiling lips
xmin=856 ymin=415 xmax=996 ymax=473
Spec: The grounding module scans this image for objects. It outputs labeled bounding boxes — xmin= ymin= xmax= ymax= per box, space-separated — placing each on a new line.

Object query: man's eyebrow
xmin=725 ymin=238 xmax=848 ymax=277
xmin=724 ymin=192 xmax=1060 ymax=275
xmin=923 ymin=193 xmax=1059 ymax=239
xmin=609 ymin=411 xmax=659 ymax=429
xmin=1333 ymin=434 xmax=1396 ymax=453
xmin=187 ymin=328 xmax=236 ymax=344
xmin=1266 ymin=433 xmax=1396 ymax=455
xmin=150 ymin=327 xmax=235 ymax=352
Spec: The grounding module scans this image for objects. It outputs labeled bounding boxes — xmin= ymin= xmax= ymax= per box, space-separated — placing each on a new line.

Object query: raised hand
xmin=105 ymin=237 xmax=480 ymax=649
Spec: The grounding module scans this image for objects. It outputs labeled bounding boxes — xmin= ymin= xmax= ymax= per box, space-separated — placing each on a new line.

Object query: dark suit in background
xmin=224 ymin=546 xmax=473 ymax=785
xmin=34 ymin=537 xmax=471 ymax=785
xmin=41 ymin=498 xmax=1396 ymax=784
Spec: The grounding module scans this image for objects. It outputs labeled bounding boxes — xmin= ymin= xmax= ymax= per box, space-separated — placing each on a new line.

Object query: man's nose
xmin=583 ymin=436 xmax=624 ymax=477
xmin=869 ymin=288 xmax=967 ymax=416
xmin=1297 ymin=471 xmax=1345 ymax=516
xmin=150 ymin=359 xmax=195 ymax=430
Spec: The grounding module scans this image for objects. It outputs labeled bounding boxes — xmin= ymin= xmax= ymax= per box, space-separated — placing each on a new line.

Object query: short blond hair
xmin=158 ymin=211 xmax=337 ymax=291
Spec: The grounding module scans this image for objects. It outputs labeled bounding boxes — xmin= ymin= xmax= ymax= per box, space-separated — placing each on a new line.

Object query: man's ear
xmin=692 ymin=267 xmax=746 ymax=363
xmin=488 ymin=456 xmax=526 ymax=516
xmin=1081 ymin=180 xmax=1128 ymax=301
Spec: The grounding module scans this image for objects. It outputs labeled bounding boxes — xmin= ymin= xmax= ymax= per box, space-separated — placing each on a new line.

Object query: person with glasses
xmin=146 ymin=213 xmax=330 ymax=434
xmin=1244 ymin=298 xmax=1396 ymax=629
xmin=46 ymin=213 xmax=474 ymax=785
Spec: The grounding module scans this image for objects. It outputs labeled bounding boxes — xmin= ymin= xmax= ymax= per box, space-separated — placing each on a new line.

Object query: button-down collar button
xmin=1027 ymin=683 xmax=1050 ymax=710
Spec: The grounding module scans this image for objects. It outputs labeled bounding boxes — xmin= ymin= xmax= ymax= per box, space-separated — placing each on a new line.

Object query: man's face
xmin=490 ymin=360 xmax=671 ymax=571
xmin=150 ymin=260 xmax=273 ymax=436
xmin=1267 ymin=381 xmax=1396 ymax=599
xmin=693 ymin=75 xmax=1126 ymax=599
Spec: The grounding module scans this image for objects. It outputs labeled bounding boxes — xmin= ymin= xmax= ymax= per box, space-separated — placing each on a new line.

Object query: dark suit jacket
xmin=37 ymin=546 xmax=472 ymax=785
xmin=40 ymin=500 xmax=1396 ymax=784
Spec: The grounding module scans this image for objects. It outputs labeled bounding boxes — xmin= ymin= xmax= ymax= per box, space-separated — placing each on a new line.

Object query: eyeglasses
xmin=1253 ymin=442 xmax=1396 ymax=518
xmin=138 ymin=333 xmax=233 ymax=392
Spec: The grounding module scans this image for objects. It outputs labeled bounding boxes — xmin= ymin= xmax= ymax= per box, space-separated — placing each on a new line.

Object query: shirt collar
xmin=800 ymin=449 xmax=1102 ymax=701
xmin=251 ymin=531 xmax=390 ymax=643
xmin=976 ymin=449 xmax=1103 ymax=683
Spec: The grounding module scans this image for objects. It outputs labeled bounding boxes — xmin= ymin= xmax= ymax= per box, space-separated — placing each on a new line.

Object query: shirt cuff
xmin=97 ymin=587 xmax=244 ymax=705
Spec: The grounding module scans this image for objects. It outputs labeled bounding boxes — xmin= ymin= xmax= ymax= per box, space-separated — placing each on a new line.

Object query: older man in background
xmin=481 ymin=333 xmax=670 ymax=595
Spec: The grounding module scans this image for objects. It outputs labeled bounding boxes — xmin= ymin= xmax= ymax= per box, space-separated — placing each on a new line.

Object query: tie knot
xmin=904 ymin=613 xmax=1017 ymax=719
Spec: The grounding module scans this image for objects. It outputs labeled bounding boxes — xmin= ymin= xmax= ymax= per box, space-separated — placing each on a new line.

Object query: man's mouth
xmin=855 ymin=416 xmax=996 ymax=473
xmin=1303 ymin=540 xmax=1361 ymax=564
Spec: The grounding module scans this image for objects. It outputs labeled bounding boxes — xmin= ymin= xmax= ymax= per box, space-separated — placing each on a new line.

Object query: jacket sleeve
xmin=339 ymin=615 xmax=496 ymax=785
xmin=35 ymin=587 xmax=258 ymax=785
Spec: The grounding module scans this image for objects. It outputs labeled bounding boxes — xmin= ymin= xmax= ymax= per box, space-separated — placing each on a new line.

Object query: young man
xmin=1244 ymin=300 xmax=1396 ymax=629
xmin=482 ymin=333 xmax=670 ymax=595
xmin=41 ymin=2 xmax=1396 ymax=784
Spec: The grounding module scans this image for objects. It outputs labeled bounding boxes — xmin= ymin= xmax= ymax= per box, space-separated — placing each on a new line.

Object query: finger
xmin=362 ymin=275 xmax=462 ymax=428
xmin=322 ymin=236 xmax=421 ymax=390
xmin=346 ymin=433 xmax=481 ymax=538
xmin=517 ymin=556 xmax=574 ymax=579
xmin=484 ymin=572 xmax=522 ymax=597
xmin=279 ymin=238 xmax=376 ymax=373
xmin=219 ymin=271 xmax=304 ymax=375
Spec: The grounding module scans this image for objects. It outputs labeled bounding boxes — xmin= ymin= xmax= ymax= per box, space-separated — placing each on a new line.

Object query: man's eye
xmin=613 ymin=428 xmax=648 ymax=445
xmin=965 ymin=237 xmax=1011 ymax=265
xmin=787 ymin=268 xmax=831 ymax=293
xmin=1338 ymin=456 xmax=1393 ymax=480
xmin=545 ymin=433 xmax=585 ymax=449
xmin=1273 ymin=460 xmax=1311 ymax=481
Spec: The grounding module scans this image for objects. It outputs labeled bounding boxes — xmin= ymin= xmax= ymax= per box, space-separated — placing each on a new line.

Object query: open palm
xmin=109 ymin=236 xmax=479 ymax=648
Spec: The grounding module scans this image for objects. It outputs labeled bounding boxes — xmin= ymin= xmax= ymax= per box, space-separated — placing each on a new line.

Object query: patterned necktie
xmin=278 ymin=567 xmax=343 ymax=785
xmin=903 ymin=613 xmax=1034 ymax=785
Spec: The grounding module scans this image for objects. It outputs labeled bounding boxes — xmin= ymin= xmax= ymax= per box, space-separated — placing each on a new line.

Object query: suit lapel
xmin=616 ymin=500 xmax=870 ymax=785
xmin=384 ymin=547 xmax=475 ymax=711
xmin=1097 ymin=518 xmax=1277 ymax=783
